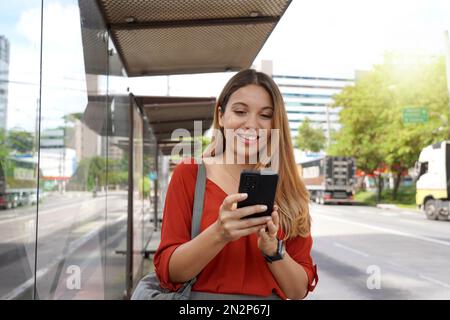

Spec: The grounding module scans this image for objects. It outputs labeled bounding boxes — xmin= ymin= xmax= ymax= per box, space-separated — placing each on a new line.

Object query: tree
xmin=0 ymin=130 xmax=11 ymax=179
xmin=0 ymin=130 xmax=10 ymax=158
xmin=379 ymin=54 xmax=448 ymax=199
xmin=330 ymin=53 xmax=449 ymax=200
xmin=295 ymin=118 xmax=326 ymax=152
xmin=7 ymin=129 xmax=34 ymax=154
xmin=88 ymin=156 xmax=107 ymax=190
xmin=329 ymin=78 xmax=387 ymax=201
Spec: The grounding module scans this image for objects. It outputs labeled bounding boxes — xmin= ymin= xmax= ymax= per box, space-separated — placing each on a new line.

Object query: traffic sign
xmin=402 ymin=107 xmax=428 ymax=124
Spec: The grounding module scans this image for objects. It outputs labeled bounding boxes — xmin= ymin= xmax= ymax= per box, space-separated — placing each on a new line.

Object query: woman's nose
xmin=243 ymin=114 xmax=259 ymax=129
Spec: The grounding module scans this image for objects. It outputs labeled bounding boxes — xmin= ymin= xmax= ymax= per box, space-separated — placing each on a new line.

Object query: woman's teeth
xmin=237 ymin=133 xmax=258 ymax=141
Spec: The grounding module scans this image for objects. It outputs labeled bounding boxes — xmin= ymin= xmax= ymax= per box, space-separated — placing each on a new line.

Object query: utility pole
xmin=444 ymin=30 xmax=450 ymax=140
xmin=325 ymin=104 xmax=331 ymax=147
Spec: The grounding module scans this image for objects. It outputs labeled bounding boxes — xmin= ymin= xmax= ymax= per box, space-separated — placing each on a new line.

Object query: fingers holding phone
xmin=237 ymin=170 xmax=278 ymax=219
xmin=216 ymin=193 xmax=271 ymax=243
xmin=257 ymin=205 xmax=280 ymax=256
xmin=267 ymin=204 xmax=280 ymax=236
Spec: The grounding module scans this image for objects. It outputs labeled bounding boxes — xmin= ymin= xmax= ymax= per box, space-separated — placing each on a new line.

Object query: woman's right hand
xmin=215 ymin=193 xmax=272 ymax=244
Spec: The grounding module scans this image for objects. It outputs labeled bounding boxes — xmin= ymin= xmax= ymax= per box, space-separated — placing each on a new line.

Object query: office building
xmin=272 ymin=74 xmax=354 ymax=141
xmin=0 ymin=35 xmax=10 ymax=131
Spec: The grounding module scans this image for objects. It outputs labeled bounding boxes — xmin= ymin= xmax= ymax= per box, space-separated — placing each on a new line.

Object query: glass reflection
xmin=0 ymin=0 xmax=41 ymax=300
xmin=35 ymin=0 xmax=108 ymax=299
xmin=104 ymin=95 xmax=129 ymax=300
xmin=1 ymin=0 xmax=160 ymax=300
xmin=132 ymin=99 xmax=144 ymax=284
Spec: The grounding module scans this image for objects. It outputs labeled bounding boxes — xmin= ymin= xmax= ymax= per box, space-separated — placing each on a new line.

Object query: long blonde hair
xmin=203 ymin=69 xmax=311 ymax=239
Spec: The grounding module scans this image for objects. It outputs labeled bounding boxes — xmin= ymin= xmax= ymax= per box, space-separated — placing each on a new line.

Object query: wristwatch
xmin=262 ymin=239 xmax=285 ymax=263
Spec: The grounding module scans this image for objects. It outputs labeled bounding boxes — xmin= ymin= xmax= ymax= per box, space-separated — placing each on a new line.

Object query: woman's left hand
xmin=257 ymin=205 xmax=280 ymax=256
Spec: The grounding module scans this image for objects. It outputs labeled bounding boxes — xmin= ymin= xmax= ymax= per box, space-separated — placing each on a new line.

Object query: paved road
xmin=0 ymin=191 xmax=132 ymax=299
xmin=307 ymin=204 xmax=450 ymax=300
xmin=3 ymin=197 xmax=449 ymax=300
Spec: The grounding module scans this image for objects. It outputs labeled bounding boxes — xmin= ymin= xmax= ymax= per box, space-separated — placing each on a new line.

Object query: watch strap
xmin=263 ymin=239 xmax=284 ymax=263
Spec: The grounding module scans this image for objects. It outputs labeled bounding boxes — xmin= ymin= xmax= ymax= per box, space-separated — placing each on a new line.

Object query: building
xmin=71 ymin=118 xmax=102 ymax=160
xmin=0 ymin=0 xmax=290 ymax=300
xmin=0 ymin=35 xmax=10 ymax=131
xmin=272 ymin=74 xmax=354 ymax=141
xmin=39 ymin=128 xmax=77 ymax=192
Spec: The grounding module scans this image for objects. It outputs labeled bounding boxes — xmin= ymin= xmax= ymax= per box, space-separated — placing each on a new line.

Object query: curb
xmin=376 ymin=203 xmax=422 ymax=214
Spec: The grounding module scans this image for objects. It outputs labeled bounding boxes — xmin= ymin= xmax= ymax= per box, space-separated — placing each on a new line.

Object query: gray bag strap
xmin=191 ymin=162 xmax=206 ymax=239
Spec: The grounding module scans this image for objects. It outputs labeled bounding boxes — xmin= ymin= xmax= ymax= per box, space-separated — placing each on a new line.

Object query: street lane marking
xmin=419 ymin=275 xmax=450 ymax=289
xmin=0 ymin=195 xmax=123 ymax=226
xmin=333 ymin=242 xmax=370 ymax=258
xmin=315 ymin=213 xmax=450 ymax=248
xmin=1 ymin=215 xmax=127 ymax=300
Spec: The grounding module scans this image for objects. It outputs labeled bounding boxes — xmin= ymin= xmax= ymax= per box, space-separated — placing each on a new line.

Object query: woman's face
xmin=219 ymin=84 xmax=274 ymax=162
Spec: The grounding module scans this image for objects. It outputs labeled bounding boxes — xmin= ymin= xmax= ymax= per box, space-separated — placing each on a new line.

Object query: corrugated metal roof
xmin=96 ymin=0 xmax=292 ymax=76
xmin=137 ymin=95 xmax=215 ymax=150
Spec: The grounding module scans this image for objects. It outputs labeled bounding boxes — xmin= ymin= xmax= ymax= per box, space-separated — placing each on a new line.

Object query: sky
xmin=2 ymin=0 xmax=450 ymax=131
xmin=129 ymin=0 xmax=450 ymax=97
xmin=256 ymin=0 xmax=450 ymax=76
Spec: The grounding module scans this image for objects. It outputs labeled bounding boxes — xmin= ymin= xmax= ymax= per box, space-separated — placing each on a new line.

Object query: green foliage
xmin=63 ymin=113 xmax=83 ymax=122
xmin=88 ymin=156 xmax=107 ymax=188
xmin=139 ymin=176 xmax=151 ymax=198
xmin=355 ymin=185 xmax=417 ymax=209
xmin=0 ymin=130 xmax=10 ymax=160
xmin=107 ymin=156 xmax=128 ymax=186
xmin=331 ymin=56 xmax=448 ymax=167
xmin=295 ymin=118 xmax=326 ymax=152
xmin=329 ymin=53 xmax=449 ymax=200
xmin=7 ymin=130 xmax=34 ymax=154
xmin=68 ymin=155 xmax=130 ymax=191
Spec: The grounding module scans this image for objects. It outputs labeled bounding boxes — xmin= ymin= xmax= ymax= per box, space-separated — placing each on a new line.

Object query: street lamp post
xmin=326 ymin=103 xmax=331 ymax=147
xmin=444 ymin=30 xmax=450 ymax=140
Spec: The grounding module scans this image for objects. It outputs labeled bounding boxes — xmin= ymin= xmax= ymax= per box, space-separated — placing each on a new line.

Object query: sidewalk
xmin=146 ymin=230 xmax=161 ymax=255
xmin=376 ymin=203 xmax=422 ymax=215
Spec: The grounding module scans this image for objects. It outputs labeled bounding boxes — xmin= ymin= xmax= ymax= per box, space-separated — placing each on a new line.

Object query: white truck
xmin=415 ymin=141 xmax=450 ymax=220
xmin=298 ymin=156 xmax=356 ymax=204
xmin=0 ymin=156 xmax=39 ymax=209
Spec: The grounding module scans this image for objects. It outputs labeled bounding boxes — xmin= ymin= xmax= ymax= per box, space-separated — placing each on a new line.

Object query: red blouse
xmin=154 ymin=158 xmax=318 ymax=299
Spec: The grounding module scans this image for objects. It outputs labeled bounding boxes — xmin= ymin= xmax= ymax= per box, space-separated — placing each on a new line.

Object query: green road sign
xmin=402 ymin=107 xmax=428 ymax=124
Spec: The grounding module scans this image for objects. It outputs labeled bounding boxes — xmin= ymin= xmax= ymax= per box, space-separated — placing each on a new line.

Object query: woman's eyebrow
xmin=231 ymin=101 xmax=248 ymax=107
xmin=232 ymin=102 xmax=273 ymax=110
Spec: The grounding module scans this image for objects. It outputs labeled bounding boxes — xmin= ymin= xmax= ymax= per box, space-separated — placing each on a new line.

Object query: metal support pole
xmin=154 ymin=148 xmax=159 ymax=230
xmin=125 ymin=95 xmax=134 ymax=299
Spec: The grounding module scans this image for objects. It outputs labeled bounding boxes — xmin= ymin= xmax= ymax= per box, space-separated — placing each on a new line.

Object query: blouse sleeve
xmin=153 ymin=159 xmax=197 ymax=291
xmin=285 ymin=234 xmax=319 ymax=298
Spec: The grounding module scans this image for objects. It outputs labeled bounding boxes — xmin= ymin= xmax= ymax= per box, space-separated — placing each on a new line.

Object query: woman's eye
xmin=261 ymin=114 xmax=273 ymax=119
xmin=234 ymin=111 xmax=246 ymax=115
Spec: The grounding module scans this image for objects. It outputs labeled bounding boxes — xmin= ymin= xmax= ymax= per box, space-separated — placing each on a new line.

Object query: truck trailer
xmin=0 ymin=156 xmax=39 ymax=209
xmin=298 ymin=156 xmax=356 ymax=204
xmin=415 ymin=141 xmax=450 ymax=220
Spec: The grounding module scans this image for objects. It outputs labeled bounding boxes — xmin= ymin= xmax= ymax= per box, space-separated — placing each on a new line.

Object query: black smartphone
xmin=237 ymin=170 xmax=279 ymax=219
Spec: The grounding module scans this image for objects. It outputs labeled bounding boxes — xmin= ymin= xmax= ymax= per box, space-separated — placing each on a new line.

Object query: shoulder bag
xmin=130 ymin=162 xmax=206 ymax=300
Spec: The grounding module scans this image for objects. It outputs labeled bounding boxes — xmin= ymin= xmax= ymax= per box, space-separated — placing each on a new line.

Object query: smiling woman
xmin=218 ymin=84 xmax=273 ymax=161
xmin=152 ymin=69 xmax=318 ymax=300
